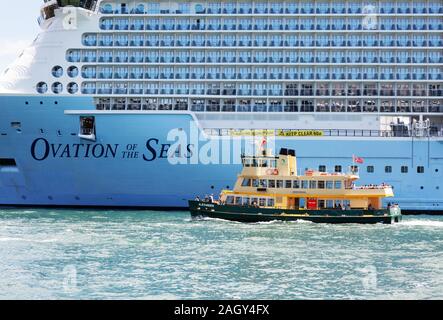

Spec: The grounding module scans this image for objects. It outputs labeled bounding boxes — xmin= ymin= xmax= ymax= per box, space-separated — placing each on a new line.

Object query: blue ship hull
xmin=1 ymin=95 xmax=442 ymax=213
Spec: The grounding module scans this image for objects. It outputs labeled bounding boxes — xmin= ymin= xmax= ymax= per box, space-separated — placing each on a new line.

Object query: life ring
xmin=273 ymin=169 xmax=279 ymax=175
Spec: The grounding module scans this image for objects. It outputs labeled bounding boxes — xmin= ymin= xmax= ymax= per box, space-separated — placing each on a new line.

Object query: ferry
xmin=189 ymin=148 xmax=402 ymax=224
xmin=0 ymin=1 xmax=442 ymax=212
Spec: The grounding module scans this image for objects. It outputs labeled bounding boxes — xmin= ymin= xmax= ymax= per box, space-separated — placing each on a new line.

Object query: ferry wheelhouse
xmin=189 ymin=148 xmax=402 ymax=224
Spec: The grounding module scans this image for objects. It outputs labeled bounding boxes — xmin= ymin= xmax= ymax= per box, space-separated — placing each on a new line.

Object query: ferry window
xmin=276 ymin=180 xmax=283 ymax=188
xmin=226 ymin=196 xmax=234 ymax=205
xmin=243 ymin=158 xmax=252 ymax=167
xmin=241 ymin=178 xmax=252 ymax=187
xmin=251 ymin=198 xmax=258 ymax=206
xmin=285 ymin=180 xmax=292 ymax=188
xmin=417 ymin=166 xmax=425 ymax=173
xmin=267 ymin=198 xmax=275 ymax=207
xmin=293 ymin=180 xmax=300 ymax=189
xmin=235 ymin=197 xmax=242 ymax=205
xmin=36 ymin=82 xmax=48 ymax=94
xmin=67 ymin=66 xmax=78 ymax=78
xmin=51 ymin=82 xmax=63 ymax=94
xmin=309 ymin=181 xmax=317 ymax=189
xmin=301 ymin=180 xmax=308 ymax=189
xmin=299 ymin=198 xmax=306 ymax=209
xmin=326 ymin=200 xmax=334 ymax=209
xmin=319 ymin=165 xmax=326 ymax=172
xmin=242 ymin=197 xmax=250 ymax=206
xmin=270 ymin=160 xmax=277 ymax=168
xmin=252 ymin=179 xmax=259 ymax=187
xmin=367 ymin=166 xmax=374 ymax=173
xmin=67 ymin=82 xmax=78 ymax=94
xmin=335 ymin=165 xmax=342 ymax=173
xmin=318 ymin=181 xmax=325 ymax=189
xmin=260 ymin=159 xmax=268 ymax=167
xmin=318 ymin=200 xmax=325 ymax=208
xmin=343 ymin=200 xmax=351 ymax=208
xmin=259 ymin=179 xmax=267 ymax=187
xmin=52 ymin=66 xmax=63 ymax=78
xmin=334 ymin=200 xmax=342 ymax=208
xmin=385 ymin=166 xmax=392 ymax=173
xmin=268 ymin=180 xmax=276 ymax=188
xmin=401 ymin=166 xmax=408 ymax=173
xmin=334 ymin=181 xmax=342 ymax=189
xmin=326 ymin=181 xmax=333 ymax=189
xmin=259 ymin=198 xmax=266 ymax=207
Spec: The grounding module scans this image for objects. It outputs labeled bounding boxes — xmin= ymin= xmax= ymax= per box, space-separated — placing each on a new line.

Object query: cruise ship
xmin=0 ymin=0 xmax=442 ymax=212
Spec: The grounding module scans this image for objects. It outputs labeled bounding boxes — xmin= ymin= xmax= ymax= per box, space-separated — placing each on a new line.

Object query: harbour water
xmin=0 ymin=209 xmax=442 ymax=300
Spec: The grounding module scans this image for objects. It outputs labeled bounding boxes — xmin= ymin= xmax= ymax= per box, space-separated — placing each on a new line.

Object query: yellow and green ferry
xmin=189 ymin=148 xmax=402 ymax=224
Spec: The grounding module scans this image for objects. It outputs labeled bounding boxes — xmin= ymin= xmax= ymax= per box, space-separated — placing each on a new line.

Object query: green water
xmin=0 ymin=209 xmax=442 ymax=299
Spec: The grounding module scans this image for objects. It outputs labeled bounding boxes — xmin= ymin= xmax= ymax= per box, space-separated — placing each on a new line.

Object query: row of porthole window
xmin=323 ymin=164 xmax=430 ymax=174
xmin=52 ymin=66 xmax=79 ymax=78
xmin=36 ymin=82 xmax=78 ymax=94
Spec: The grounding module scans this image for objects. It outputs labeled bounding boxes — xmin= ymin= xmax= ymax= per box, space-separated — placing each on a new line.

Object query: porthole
xmin=52 ymin=66 xmax=63 ymax=78
xmin=420 ymin=186 xmax=424 ymax=190
xmin=67 ymin=66 xmax=79 ymax=78
xmin=36 ymin=82 xmax=48 ymax=94
xmin=67 ymin=82 xmax=78 ymax=94
xmin=52 ymin=82 xmax=63 ymax=94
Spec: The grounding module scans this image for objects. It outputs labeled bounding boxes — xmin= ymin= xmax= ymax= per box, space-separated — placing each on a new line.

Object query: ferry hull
xmin=189 ymin=201 xmax=403 ymax=224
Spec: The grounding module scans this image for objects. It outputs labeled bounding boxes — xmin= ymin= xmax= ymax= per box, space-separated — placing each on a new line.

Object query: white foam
xmin=400 ymin=220 xmax=443 ymax=228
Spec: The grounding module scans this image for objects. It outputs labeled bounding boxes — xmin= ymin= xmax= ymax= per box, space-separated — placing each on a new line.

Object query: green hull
xmin=189 ymin=201 xmax=402 ymax=224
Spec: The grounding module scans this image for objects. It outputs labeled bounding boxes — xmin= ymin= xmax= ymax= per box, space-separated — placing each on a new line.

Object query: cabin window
xmin=252 ymin=179 xmax=259 ymax=187
xmin=318 ymin=200 xmax=325 ymax=208
xmin=259 ymin=198 xmax=266 ymax=206
xmin=335 ymin=165 xmax=342 ymax=173
xmin=235 ymin=197 xmax=242 ymax=204
xmin=301 ymin=180 xmax=308 ymax=189
xmin=293 ymin=180 xmax=300 ymax=189
xmin=401 ymin=166 xmax=408 ymax=173
xmin=268 ymin=180 xmax=276 ymax=188
xmin=285 ymin=180 xmax=292 ymax=188
xmin=417 ymin=166 xmax=424 ymax=173
xmin=267 ymin=198 xmax=275 ymax=207
xmin=309 ymin=181 xmax=317 ymax=189
xmin=299 ymin=198 xmax=306 ymax=208
xmin=326 ymin=181 xmax=334 ymax=189
xmin=385 ymin=166 xmax=392 ymax=173
xmin=259 ymin=179 xmax=267 ymax=187
xmin=242 ymin=197 xmax=250 ymax=205
xmin=226 ymin=196 xmax=234 ymax=204
xmin=334 ymin=200 xmax=343 ymax=208
xmin=259 ymin=159 xmax=268 ymax=167
xmin=319 ymin=165 xmax=326 ymax=172
xmin=334 ymin=181 xmax=342 ymax=189
xmin=241 ymin=178 xmax=252 ymax=187
xmin=367 ymin=166 xmax=374 ymax=173
xmin=318 ymin=181 xmax=325 ymax=189
xmin=326 ymin=200 xmax=334 ymax=208
xmin=270 ymin=160 xmax=277 ymax=168
xmin=251 ymin=198 xmax=258 ymax=206
xmin=276 ymin=180 xmax=283 ymax=188
xmin=243 ymin=158 xmax=252 ymax=167
xmin=343 ymin=200 xmax=351 ymax=208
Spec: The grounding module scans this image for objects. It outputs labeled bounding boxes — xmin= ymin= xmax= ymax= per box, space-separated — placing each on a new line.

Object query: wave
xmin=0 ymin=237 xmax=59 ymax=243
xmin=399 ymin=220 xmax=443 ymax=228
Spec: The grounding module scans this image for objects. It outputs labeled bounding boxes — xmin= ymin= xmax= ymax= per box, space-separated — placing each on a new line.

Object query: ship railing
xmin=203 ymin=128 xmax=443 ymax=138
